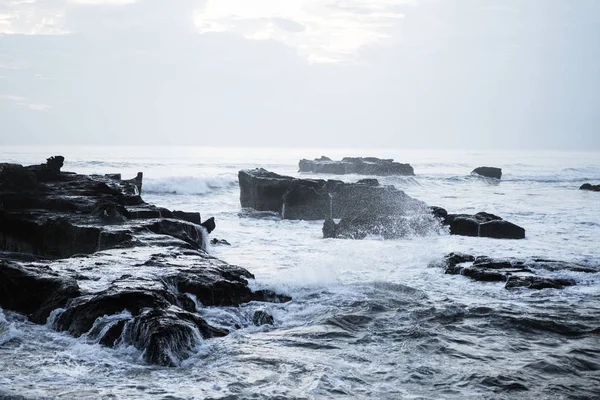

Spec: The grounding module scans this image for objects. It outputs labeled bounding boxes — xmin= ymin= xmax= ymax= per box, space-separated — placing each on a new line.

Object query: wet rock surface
xmin=239 ymin=168 xmax=426 ymax=220
xmin=298 ymin=156 xmax=414 ymax=176
xmin=580 ymin=183 xmax=600 ymax=192
xmin=472 ymin=166 xmax=502 ymax=179
xmin=0 ymin=157 xmax=291 ymax=366
xmin=433 ymin=253 xmax=596 ymax=289
xmin=430 ymin=207 xmax=526 ymax=239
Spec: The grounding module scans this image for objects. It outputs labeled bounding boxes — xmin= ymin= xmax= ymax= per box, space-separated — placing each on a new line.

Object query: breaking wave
xmin=143 ymin=176 xmax=238 ymax=195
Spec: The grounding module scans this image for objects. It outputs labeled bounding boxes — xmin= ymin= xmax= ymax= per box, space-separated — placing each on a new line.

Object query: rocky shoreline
xmin=0 ymin=157 xmax=290 ymax=366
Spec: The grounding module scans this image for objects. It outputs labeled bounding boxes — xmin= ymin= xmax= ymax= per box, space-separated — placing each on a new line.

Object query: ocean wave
xmin=0 ymin=309 xmax=21 ymax=345
xmin=143 ymin=176 xmax=238 ymax=195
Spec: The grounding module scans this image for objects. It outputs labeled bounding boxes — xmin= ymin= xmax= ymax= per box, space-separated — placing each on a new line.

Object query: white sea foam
xmin=143 ymin=176 xmax=237 ymax=195
xmin=0 ymin=308 xmax=21 ymax=345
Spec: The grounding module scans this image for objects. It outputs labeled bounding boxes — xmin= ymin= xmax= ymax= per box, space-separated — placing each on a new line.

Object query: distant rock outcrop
xmin=239 ymin=168 xmax=426 ymax=221
xmin=471 ymin=166 xmax=502 ymax=179
xmin=299 ymin=156 xmax=414 ymax=176
xmin=580 ymin=183 xmax=600 ymax=192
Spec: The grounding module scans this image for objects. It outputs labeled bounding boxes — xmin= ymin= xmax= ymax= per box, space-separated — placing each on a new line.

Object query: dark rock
xmin=323 ymin=218 xmax=337 ymax=239
xmin=240 ymin=168 xmax=425 ymax=220
xmin=505 ymin=276 xmax=576 ymax=290
xmin=430 ymin=206 xmax=448 ymax=220
xmin=55 ymin=284 xmax=175 ymax=337
xmin=432 ymin=208 xmax=525 ymax=239
xmin=98 ymin=320 xmax=127 ymax=347
xmin=298 ymin=156 xmax=414 ymax=176
xmin=122 ymin=306 xmax=228 ymax=366
xmin=479 ymin=220 xmax=526 ymax=239
xmin=146 ymin=219 xmax=205 ymax=250
xmin=436 ymin=253 xmax=590 ymax=290
xmin=0 ymin=261 xmax=81 ymax=323
xmin=252 ymin=310 xmax=274 ymax=326
xmin=0 ymin=156 xmax=291 ymax=366
xmin=580 ymin=183 xmax=600 ymax=192
xmin=173 ymin=211 xmax=202 ymax=225
xmin=210 ymin=238 xmax=231 ymax=246
xmin=201 ymin=217 xmax=216 ymax=234
xmin=239 ymin=168 xmax=294 ymax=213
xmin=282 ymin=185 xmax=331 ymax=220
xmin=166 ymin=266 xmax=291 ymax=307
xmin=472 ymin=166 xmax=502 ymax=179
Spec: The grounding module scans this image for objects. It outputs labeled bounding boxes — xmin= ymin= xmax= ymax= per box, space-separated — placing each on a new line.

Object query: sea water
xmin=1 ymin=146 xmax=599 ymax=399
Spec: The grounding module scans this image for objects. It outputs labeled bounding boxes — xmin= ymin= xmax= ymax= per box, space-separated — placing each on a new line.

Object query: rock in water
xmin=298 ymin=156 xmax=414 ymax=176
xmin=580 ymin=183 xmax=600 ymax=192
xmin=431 ymin=208 xmax=525 ymax=239
xmin=239 ymin=168 xmax=426 ymax=220
xmin=432 ymin=253 xmax=589 ymax=289
xmin=0 ymin=261 xmax=81 ymax=324
xmin=0 ymin=156 xmax=291 ymax=366
xmin=472 ymin=166 xmax=502 ymax=179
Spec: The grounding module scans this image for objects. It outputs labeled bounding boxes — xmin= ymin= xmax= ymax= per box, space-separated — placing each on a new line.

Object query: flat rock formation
xmin=0 ymin=157 xmax=290 ymax=366
xmin=299 ymin=156 xmax=414 ymax=176
xmin=430 ymin=207 xmax=525 ymax=239
xmin=239 ymin=168 xmax=427 ymax=220
xmin=471 ymin=166 xmax=502 ymax=179
xmin=580 ymin=183 xmax=600 ymax=192
xmin=431 ymin=252 xmax=596 ymax=289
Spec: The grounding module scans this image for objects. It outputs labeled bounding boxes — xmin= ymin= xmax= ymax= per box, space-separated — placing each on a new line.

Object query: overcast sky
xmin=1 ymin=0 xmax=599 ymax=149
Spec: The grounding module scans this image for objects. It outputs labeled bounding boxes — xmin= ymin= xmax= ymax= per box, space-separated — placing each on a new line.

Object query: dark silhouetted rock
xmin=123 ymin=307 xmax=228 ymax=366
xmin=239 ymin=168 xmax=426 ymax=221
xmin=0 ymin=156 xmax=292 ymax=366
xmin=298 ymin=156 xmax=414 ymax=176
xmin=431 ymin=207 xmax=525 ymax=239
xmin=201 ymin=217 xmax=216 ymax=234
xmin=173 ymin=210 xmax=202 ymax=225
xmin=252 ymin=310 xmax=274 ymax=326
xmin=472 ymin=166 xmax=502 ymax=179
xmin=434 ymin=253 xmax=586 ymax=290
xmin=210 ymin=238 xmax=231 ymax=246
xmin=0 ymin=261 xmax=81 ymax=323
xmin=580 ymin=183 xmax=600 ymax=192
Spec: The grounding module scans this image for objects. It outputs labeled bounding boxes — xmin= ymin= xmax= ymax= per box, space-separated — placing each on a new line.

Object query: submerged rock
xmin=298 ymin=156 xmax=414 ymax=176
xmin=239 ymin=168 xmax=426 ymax=220
xmin=472 ymin=166 xmax=502 ymax=179
xmin=580 ymin=183 xmax=600 ymax=192
xmin=252 ymin=310 xmax=274 ymax=326
xmin=433 ymin=253 xmax=590 ymax=289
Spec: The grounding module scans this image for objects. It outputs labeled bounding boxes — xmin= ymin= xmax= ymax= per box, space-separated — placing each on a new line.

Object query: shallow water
xmin=1 ymin=146 xmax=600 ymax=399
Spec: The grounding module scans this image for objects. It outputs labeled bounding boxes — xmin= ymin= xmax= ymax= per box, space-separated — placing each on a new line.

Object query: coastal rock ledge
xmin=299 ymin=156 xmax=415 ymax=176
xmin=0 ymin=156 xmax=291 ymax=366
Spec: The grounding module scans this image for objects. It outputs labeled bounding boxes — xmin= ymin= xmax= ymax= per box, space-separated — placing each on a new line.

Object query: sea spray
xmin=0 ymin=309 xmax=21 ymax=345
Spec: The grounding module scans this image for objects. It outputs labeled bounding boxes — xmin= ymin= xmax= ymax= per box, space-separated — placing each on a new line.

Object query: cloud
xmin=194 ymin=0 xmax=410 ymax=62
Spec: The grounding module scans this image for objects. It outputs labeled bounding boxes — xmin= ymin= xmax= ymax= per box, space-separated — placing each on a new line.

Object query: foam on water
xmin=143 ymin=176 xmax=238 ymax=195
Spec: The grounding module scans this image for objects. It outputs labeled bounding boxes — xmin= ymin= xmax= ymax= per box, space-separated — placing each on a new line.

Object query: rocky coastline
xmin=0 ymin=157 xmax=290 ymax=366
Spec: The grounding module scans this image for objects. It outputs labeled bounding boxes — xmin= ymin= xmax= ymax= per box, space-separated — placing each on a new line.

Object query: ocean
xmin=1 ymin=146 xmax=599 ymax=399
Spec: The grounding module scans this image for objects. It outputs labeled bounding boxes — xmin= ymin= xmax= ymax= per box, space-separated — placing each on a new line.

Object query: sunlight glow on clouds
xmin=194 ymin=0 xmax=411 ymax=62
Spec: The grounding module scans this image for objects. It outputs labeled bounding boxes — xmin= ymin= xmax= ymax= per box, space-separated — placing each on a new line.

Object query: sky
xmin=0 ymin=0 xmax=599 ymax=149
